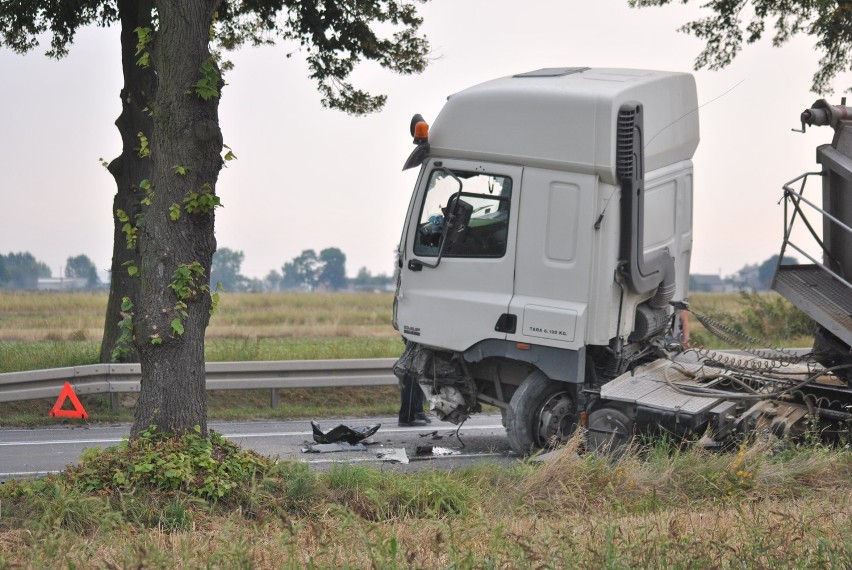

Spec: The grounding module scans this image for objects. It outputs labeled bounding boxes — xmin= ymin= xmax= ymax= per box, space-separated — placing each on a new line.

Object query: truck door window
xmin=414 ymin=169 xmax=512 ymax=258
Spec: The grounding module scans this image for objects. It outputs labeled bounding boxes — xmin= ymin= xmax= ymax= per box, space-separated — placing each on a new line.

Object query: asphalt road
xmin=0 ymin=413 xmax=517 ymax=481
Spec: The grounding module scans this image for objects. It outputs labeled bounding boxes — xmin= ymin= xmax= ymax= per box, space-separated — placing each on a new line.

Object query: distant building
xmin=689 ymin=274 xmax=733 ymax=293
xmin=37 ymin=277 xmax=89 ymax=291
xmin=734 ymin=265 xmax=762 ymax=290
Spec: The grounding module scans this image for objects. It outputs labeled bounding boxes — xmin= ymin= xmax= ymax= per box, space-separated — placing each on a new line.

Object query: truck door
xmin=396 ymin=159 xmax=522 ymax=352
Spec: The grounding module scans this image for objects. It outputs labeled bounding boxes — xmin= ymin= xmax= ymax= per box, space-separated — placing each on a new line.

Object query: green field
xmin=0 ymin=289 xmax=813 ymax=368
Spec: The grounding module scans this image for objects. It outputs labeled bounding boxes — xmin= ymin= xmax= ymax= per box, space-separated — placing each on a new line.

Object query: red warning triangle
xmin=49 ymin=381 xmax=88 ymax=419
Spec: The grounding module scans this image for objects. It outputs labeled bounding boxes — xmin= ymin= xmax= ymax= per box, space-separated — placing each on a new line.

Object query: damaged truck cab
xmin=393 ymin=68 xmax=699 ymax=454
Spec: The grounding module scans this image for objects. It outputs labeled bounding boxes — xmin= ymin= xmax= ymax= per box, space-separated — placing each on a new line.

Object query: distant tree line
xmin=690 ymin=254 xmax=798 ymax=293
xmin=0 ymin=252 xmax=101 ymax=290
xmin=211 ymin=247 xmax=394 ymax=292
xmin=2 ymin=249 xmax=801 ymax=294
xmin=1 ymin=248 xmax=392 ymax=293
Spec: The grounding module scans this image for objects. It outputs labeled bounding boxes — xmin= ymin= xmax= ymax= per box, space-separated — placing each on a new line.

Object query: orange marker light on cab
xmin=413 ymin=121 xmax=429 ymax=144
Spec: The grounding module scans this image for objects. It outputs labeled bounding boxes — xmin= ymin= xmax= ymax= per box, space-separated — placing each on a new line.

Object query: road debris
xmin=418 ymin=431 xmax=443 ymax=440
xmin=310 ymin=421 xmax=380 ymax=444
xmin=376 ymin=448 xmax=409 ymax=464
xmin=431 ymin=446 xmax=461 ymax=456
xmin=414 ymin=444 xmax=462 ymax=457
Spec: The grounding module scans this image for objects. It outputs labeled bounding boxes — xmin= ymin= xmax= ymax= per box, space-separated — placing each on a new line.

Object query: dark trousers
xmin=398 ymin=373 xmax=426 ymax=422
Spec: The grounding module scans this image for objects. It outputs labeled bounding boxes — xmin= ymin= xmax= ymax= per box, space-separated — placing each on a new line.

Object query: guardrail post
xmin=269 ymin=388 xmax=279 ymax=409
xmin=110 ymin=393 xmax=120 ymax=411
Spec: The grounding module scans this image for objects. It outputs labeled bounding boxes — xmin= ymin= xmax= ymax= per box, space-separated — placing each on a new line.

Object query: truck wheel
xmin=586 ymin=407 xmax=633 ymax=456
xmin=506 ymin=370 xmax=577 ymax=455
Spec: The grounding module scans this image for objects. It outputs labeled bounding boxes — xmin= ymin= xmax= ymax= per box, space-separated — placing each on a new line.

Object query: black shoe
xmin=398 ymin=418 xmax=429 ymax=427
xmin=415 ymin=412 xmax=432 ymax=424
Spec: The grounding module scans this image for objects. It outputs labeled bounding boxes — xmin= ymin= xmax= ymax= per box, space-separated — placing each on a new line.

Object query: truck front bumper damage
xmin=393 ymin=342 xmax=479 ymax=424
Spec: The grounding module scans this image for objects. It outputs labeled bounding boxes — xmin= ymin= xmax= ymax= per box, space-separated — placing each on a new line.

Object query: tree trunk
xmin=131 ymin=0 xmax=223 ymax=437
xmin=100 ymin=0 xmax=157 ymax=364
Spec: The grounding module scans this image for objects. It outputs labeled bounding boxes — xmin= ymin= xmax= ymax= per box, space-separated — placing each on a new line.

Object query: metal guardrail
xmin=0 ymin=359 xmax=399 ymax=408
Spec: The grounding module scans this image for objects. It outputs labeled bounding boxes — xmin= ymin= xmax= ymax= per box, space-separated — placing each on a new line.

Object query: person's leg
xmin=398 ymin=373 xmax=419 ymax=423
xmin=412 ymin=380 xmax=430 ymax=422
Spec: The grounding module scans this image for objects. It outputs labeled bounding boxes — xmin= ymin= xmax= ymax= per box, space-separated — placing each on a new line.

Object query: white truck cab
xmin=393 ymin=68 xmax=699 ymax=454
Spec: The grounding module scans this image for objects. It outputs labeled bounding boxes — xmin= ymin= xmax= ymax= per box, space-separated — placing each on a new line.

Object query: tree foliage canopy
xmin=218 ymin=0 xmax=430 ymax=113
xmin=282 ymin=247 xmax=348 ymax=290
xmin=210 ymin=247 xmax=250 ymax=291
xmin=629 ymin=0 xmax=852 ymax=93
xmin=0 ymin=252 xmax=51 ymax=290
xmin=318 ymin=247 xmax=347 ymax=290
xmin=65 ymin=254 xmax=101 ymax=288
xmin=1 ymin=0 xmax=430 ymax=114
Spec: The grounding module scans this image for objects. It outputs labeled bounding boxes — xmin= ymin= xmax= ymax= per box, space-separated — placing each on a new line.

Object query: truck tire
xmin=506 ymin=370 xmax=578 ymax=455
xmin=586 ymin=407 xmax=633 ymax=456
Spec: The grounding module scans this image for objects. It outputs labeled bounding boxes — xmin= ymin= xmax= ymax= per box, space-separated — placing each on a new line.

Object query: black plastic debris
xmin=415 ymin=444 xmax=433 ymax=455
xmin=418 ymin=430 xmax=443 ymax=440
xmin=311 ymin=421 xmax=380 ymax=444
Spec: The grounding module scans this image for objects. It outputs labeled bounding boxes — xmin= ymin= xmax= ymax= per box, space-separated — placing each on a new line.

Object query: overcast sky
xmin=1 ymin=0 xmax=847 ymax=282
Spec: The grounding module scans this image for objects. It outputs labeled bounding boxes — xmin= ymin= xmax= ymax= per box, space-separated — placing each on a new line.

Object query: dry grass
xmin=688 ymin=290 xmax=815 ymax=349
xmin=2 ymin=440 xmax=850 ymax=568
xmin=0 ymin=291 xmax=396 ymax=342
xmin=521 ymin=433 xmax=852 ymax=512
xmin=0 ymin=290 xmax=811 ymax=349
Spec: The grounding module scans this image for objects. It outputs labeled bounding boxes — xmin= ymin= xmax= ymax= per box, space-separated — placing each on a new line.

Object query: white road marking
xmin=0 ymin=425 xmax=505 ymax=447
xmin=0 ymin=438 xmax=123 ymax=446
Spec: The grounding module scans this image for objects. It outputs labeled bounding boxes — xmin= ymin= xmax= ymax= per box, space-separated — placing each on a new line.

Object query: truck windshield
xmin=414 ymin=168 xmax=512 ymax=258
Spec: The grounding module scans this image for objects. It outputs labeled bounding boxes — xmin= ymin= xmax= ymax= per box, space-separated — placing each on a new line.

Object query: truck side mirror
xmin=443 ymin=197 xmax=473 ymax=246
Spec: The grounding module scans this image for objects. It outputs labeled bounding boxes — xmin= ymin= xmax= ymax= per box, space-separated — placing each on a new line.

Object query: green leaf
xmin=194 ymin=59 xmax=221 ymax=101
xmin=172 ymin=165 xmax=190 ymax=176
xmin=169 ymin=204 xmax=181 ymax=221
xmin=170 ymin=318 xmax=185 ymax=336
xmin=136 ymin=132 xmax=150 ymax=158
xmin=134 ymin=26 xmax=152 ymax=68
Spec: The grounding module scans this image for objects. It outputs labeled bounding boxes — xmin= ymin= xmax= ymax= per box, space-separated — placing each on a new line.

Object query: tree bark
xmin=131 ymin=0 xmax=223 ymax=437
xmin=100 ymin=0 xmax=157 ymax=364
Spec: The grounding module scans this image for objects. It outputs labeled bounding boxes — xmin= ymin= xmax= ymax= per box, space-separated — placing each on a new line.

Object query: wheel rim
xmin=535 ymin=391 xmax=574 ymax=447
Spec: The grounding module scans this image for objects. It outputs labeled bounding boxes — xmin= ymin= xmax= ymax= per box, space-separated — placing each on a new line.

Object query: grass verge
xmin=1 ymin=433 xmax=849 ymax=568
